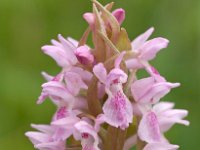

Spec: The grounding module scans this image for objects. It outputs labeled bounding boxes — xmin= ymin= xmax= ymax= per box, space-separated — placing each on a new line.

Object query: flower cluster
xmin=26 ymin=1 xmax=189 ymax=150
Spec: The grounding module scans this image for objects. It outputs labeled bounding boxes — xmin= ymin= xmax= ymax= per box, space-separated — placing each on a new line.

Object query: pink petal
xmin=138 ymin=111 xmax=161 ymax=143
xmin=43 ymin=35 xmax=78 ymax=68
xmin=131 ymin=27 xmax=154 ymax=50
xmin=52 ymin=116 xmax=80 ymax=140
xmin=73 ymin=96 xmax=88 ymax=111
xmin=83 ymin=12 xmax=95 ymax=30
xmin=75 ymin=121 xmax=97 ymax=140
xmin=131 ymin=77 xmax=180 ymax=104
xmin=112 ymin=8 xmax=125 ymax=25
xmin=153 ymin=102 xmax=175 ymax=113
xmin=144 ymin=143 xmax=179 ymax=150
xmin=51 ymin=39 xmax=62 ymax=47
xmin=41 ymin=72 xmax=64 ymax=82
xmin=25 ymin=132 xmax=51 ymax=145
xmin=57 ymin=34 xmax=78 ymax=65
xmin=52 ymin=116 xmax=80 ymax=127
xmin=106 ymin=68 xmax=128 ymax=85
xmin=114 ymin=51 xmax=126 ymax=68
xmin=132 ymin=102 xmax=150 ymax=116
xmin=52 ymin=110 xmax=80 ymax=137
xmin=42 ymin=45 xmax=70 ymax=68
xmin=64 ymin=71 xmax=88 ymax=95
xmin=41 ymin=72 xmax=54 ymax=81
xmin=54 ymin=106 xmax=68 ymax=120
xmin=93 ymin=63 xmax=107 ymax=84
xmin=94 ymin=114 xmax=106 ymax=131
xmin=131 ymin=77 xmax=155 ymax=102
xmin=74 ymin=46 xmax=94 ymax=65
xmin=125 ymin=58 xmax=144 ymax=69
xmin=37 ymin=92 xmax=48 ymax=104
xmin=58 ymin=34 xmax=76 ymax=50
xmin=70 ymin=66 xmax=93 ymax=83
xmin=102 ymin=90 xmax=133 ymax=129
xmin=146 ymin=66 xmax=161 ymax=77
xmin=67 ymin=37 xmax=79 ymax=47
xmin=38 ymin=81 xmax=74 ymax=105
xmin=139 ymin=83 xmax=172 ymax=104
xmin=35 ymin=141 xmax=66 ymax=150
xmin=139 ymin=37 xmax=169 ymax=60
xmin=31 ymin=124 xmax=54 ymax=135
xmin=155 ymin=106 xmax=189 ymax=132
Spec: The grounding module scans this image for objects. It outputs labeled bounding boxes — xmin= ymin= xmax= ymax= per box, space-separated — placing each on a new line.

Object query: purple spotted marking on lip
xmin=56 ymin=106 xmax=67 ymax=120
xmin=147 ymin=111 xmax=161 ymax=141
xmin=82 ymin=133 xmax=89 ymax=139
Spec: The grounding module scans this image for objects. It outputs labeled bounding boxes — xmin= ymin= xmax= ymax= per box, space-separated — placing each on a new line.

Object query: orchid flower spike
xmin=26 ymin=1 xmax=189 ymax=150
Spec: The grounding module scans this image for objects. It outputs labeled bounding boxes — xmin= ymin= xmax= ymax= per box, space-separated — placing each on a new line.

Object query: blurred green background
xmin=0 ymin=0 xmax=199 ymax=149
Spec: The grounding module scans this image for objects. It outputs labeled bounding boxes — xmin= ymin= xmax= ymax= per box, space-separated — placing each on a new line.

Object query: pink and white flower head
xmin=26 ymin=1 xmax=189 ymax=150
xmin=126 ymin=27 xmax=169 ymax=69
xmin=93 ymin=52 xmax=133 ymax=130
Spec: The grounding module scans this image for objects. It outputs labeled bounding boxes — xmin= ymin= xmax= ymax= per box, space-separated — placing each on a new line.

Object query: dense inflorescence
xmin=25 ymin=1 xmax=189 ymax=150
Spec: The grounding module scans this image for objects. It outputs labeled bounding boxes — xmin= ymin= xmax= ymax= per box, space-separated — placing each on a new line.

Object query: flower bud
xmin=112 ymin=8 xmax=125 ymax=25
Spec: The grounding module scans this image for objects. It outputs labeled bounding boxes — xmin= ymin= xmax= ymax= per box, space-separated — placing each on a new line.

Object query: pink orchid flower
xmin=51 ymin=107 xmax=81 ymax=141
xmin=37 ymin=80 xmax=75 ymax=107
xmin=153 ymin=102 xmax=189 ymax=132
xmin=93 ymin=52 xmax=133 ymax=130
xmin=37 ymin=67 xmax=90 ymax=105
xmin=42 ymin=34 xmax=95 ymax=68
xmin=26 ymin=107 xmax=82 ymax=150
xmin=138 ymin=102 xmax=189 ymax=146
xmin=126 ymin=27 xmax=169 ymax=69
xmin=25 ymin=124 xmax=66 ymax=150
xmin=131 ymin=66 xmax=180 ymax=104
xmin=42 ymin=34 xmax=78 ymax=69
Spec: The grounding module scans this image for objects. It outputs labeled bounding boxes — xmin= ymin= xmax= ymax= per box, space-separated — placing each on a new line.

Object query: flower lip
xmin=138 ymin=111 xmax=161 ymax=143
